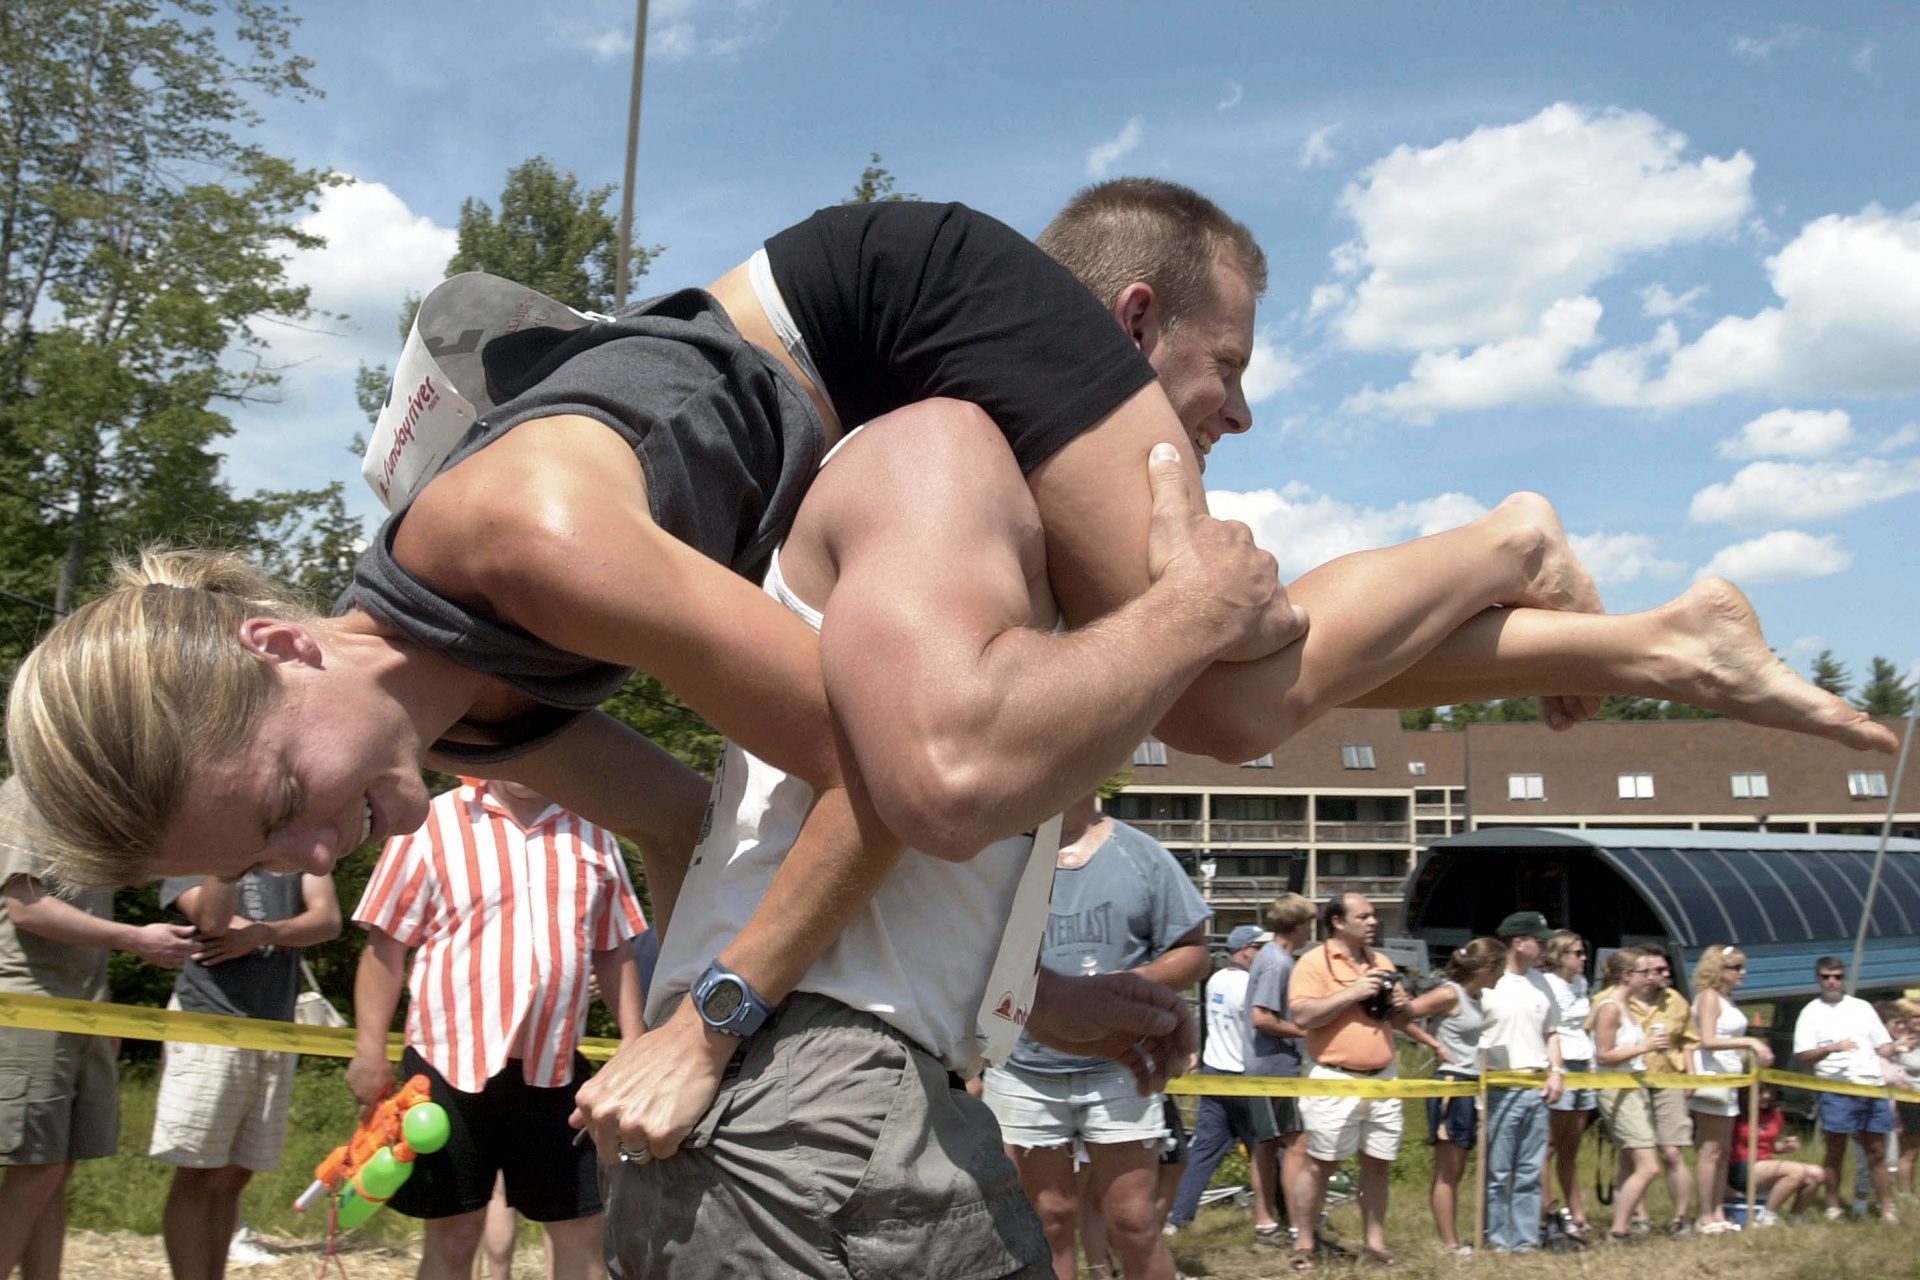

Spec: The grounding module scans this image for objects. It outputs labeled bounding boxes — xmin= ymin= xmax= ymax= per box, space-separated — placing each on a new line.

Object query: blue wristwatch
xmin=690 ymin=959 xmax=775 ymax=1038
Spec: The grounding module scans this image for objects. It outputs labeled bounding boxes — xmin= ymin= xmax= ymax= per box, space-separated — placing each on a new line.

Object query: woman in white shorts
xmin=1540 ymin=930 xmax=1596 ymax=1238
xmin=1688 ymin=944 xmax=1775 ymax=1234
xmin=1593 ymin=948 xmax=1663 ymax=1245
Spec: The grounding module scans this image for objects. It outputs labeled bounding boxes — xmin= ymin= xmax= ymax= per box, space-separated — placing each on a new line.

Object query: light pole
xmin=1847 ymin=660 xmax=1919 ymax=996
xmin=614 ymin=0 xmax=650 ymax=309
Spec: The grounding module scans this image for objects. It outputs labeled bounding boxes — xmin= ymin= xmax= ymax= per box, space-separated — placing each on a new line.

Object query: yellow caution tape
xmin=0 ymin=992 xmax=621 ymax=1062
xmin=3 ymin=992 xmax=1916 ymax=1103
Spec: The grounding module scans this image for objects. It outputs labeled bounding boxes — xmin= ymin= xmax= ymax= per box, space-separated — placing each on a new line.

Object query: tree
xmin=845 ymin=152 xmax=917 ymax=205
xmin=1810 ymin=649 xmax=1853 ymax=697
xmin=1854 ymin=656 xmax=1914 ymax=718
xmin=0 ymin=0 xmax=335 ymax=620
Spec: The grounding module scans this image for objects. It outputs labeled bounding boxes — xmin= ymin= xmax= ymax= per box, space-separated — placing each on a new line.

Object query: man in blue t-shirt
xmin=1242 ymin=893 xmax=1317 ymax=1249
xmin=982 ymin=794 xmax=1210 ymax=1280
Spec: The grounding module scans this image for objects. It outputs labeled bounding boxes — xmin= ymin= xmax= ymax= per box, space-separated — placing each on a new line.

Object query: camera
xmin=1361 ymin=968 xmax=1403 ymax=1022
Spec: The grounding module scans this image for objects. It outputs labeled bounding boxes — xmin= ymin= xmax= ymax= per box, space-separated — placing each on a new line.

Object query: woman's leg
xmin=1548 ymin=1108 xmax=1590 ymax=1228
xmin=1613 ymin=1149 xmax=1661 ymax=1237
xmin=1350 ymin=579 xmax=1892 ymax=752
xmin=1430 ymin=1141 xmax=1468 ymax=1249
xmin=1693 ymin=1114 xmax=1732 ymax=1225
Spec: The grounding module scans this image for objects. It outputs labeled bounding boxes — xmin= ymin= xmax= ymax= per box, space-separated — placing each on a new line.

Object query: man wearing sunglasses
xmin=1793 ymin=958 xmax=1901 ymax=1223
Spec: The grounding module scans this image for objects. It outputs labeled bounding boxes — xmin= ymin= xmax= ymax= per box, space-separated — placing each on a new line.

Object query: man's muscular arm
xmin=815 ymin=404 xmax=1289 ymax=857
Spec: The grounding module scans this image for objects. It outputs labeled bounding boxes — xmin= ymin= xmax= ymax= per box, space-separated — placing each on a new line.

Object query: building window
xmin=1132 ymin=739 xmax=1167 ymax=767
xmin=1617 ymin=773 xmax=1655 ymax=800
xmin=1241 ymin=754 xmax=1274 ymax=768
xmin=1322 ymin=851 xmax=1358 ymax=876
xmin=1731 ymin=771 xmax=1769 ymax=800
xmin=1849 ymin=770 xmax=1889 ymax=799
xmin=1340 ymin=743 xmax=1377 ymax=770
xmin=1508 ymin=773 xmax=1544 ymax=801
xmin=1408 ymin=760 xmax=1428 ymax=776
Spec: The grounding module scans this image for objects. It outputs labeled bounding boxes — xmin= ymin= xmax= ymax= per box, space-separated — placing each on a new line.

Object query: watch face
xmin=702 ymin=980 xmax=745 ymax=1022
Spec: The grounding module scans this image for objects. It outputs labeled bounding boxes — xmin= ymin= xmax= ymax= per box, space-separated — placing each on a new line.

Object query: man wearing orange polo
xmin=1286 ymin=893 xmax=1409 ymax=1267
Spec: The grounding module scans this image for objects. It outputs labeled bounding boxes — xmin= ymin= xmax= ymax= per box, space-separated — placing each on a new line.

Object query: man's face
xmin=1332 ymin=895 xmax=1377 ymax=949
xmin=1818 ymin=968 xmax=1847 ymax=1002
xmin=1648 ymin=957 xmax=1672 ymax=992
xmin=1509 ymin=935 xmax=1543 ymax=969
xmin=1143 ymin=259 xmax=1257 ymax=473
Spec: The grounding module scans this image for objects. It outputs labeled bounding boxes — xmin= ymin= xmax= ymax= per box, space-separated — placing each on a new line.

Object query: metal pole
xmin=614 ymin=0 xmax=650 ymax=310
xmin=1847 ymin=667 xmax=1919 ymax=996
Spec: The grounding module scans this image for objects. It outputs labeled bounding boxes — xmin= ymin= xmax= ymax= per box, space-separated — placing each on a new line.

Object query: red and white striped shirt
xmin=354 ymin=782 xmax=646 ymax=1091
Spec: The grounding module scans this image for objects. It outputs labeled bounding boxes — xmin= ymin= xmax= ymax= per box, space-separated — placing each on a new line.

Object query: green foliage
xmin=845 ymin=152 xmax=917 ymax=204
xmin=1400 ymin=706 xmax=1441 ymax=731
xmin=0 ymin=0 xmax=358 ymax=662
xmin=448 ymin=157 xmax=659 ymax=314
xmin=1810 ymin=648 xmax=1852 ymax=697
xmin=1854 ymin=656 xmax=1914 ymax=717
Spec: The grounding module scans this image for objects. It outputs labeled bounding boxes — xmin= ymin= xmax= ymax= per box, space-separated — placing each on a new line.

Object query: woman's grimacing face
xmin=149 ymin=631 xmax=431 ymax=881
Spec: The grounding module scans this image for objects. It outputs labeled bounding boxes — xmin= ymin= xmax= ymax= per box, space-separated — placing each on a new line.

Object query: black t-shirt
xmin=344 ymin=202 xmax=1156 ymax=761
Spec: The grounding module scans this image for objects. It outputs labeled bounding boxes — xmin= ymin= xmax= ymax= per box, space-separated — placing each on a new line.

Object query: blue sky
xmin=228 ymin=1 xmax=1920 ymax=686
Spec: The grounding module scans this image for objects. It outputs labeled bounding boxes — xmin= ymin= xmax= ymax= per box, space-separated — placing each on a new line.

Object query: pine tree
xmin=1809 ymin=649 xmax=1852 ymax=697
xmin=1854 ymin=657 xmax=1914 ymax=718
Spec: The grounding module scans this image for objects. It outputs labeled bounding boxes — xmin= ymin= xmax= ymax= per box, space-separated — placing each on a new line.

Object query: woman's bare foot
xmin=1489 ymin=493 xmax=1605 ymax=727
xmin=1493 ymin=492 xmax=1604 ymax=616
xmin=1660 ymin=578 xmax=1899 ymax=752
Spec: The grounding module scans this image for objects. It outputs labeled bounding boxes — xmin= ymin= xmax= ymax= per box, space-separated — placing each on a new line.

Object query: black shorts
xmin=768 ymin=202 xmax=1158 ymax=474
xmin=387 ymin=1047 xmax=601 ymax=1223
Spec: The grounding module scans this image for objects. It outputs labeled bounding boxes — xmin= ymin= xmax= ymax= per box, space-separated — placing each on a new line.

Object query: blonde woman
xmin=1541 ymin=930 xmax=1596 ymax=1238
xmin=1406 ymin=937 xmax=1507 ymax=1257
xmin=1592 ymin=949 xmax=1665 ymax=1244
xmin=1688 ymin=944 xmax=1774 ymax=1233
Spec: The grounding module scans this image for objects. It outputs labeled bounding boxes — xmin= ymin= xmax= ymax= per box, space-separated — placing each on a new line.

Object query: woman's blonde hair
xmin=1600 ymin=946 xmax=1643 ymax=990
xmin=1543 ymin=929 xmax=1586 ymax=972
xmin=5 ymin=548 xmax=316 ymax=889
xmin=1693 ymin=943 xmax=1747 ymax=993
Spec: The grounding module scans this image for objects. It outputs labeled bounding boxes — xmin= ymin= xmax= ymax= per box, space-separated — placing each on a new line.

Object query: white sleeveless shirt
xmin=646 ymin=435 xmax=1059 ymax=1076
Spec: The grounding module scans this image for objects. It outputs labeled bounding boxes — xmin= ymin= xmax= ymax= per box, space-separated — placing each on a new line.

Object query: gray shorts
xmin=605 ymin=993 xmax=1049 ymax=1279
xmin=0 ymin=1027 xmax=118 ymax=1165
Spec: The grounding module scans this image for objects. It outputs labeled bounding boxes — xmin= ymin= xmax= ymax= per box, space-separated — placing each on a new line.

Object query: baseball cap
xmin=1496 ymin=910 xmax=1554 ymax=941
xmin=1227 ymin=925 xmax=1273 ymax=951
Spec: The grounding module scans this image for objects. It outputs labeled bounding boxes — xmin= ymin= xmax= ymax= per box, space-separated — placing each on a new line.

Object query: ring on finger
xmin=617 ymin=1144 xmax=654 ymax=1165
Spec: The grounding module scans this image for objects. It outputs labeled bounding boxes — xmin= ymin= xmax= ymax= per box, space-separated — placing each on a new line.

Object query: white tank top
xmin=1599 ymin=992 xmax=1646 ymax=1072
xmin=1696 ymin=993 xmax=1750 ymax=1076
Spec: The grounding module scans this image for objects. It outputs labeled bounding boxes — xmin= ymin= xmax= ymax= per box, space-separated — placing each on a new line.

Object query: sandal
xmin=1288 ymin=1251 xmax=1316 ymax=1272
xmin=1360 ymin=1247 xmax=1396 ymax=1266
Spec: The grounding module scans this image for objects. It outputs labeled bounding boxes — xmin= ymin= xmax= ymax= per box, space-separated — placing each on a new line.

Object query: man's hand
xmin=1144 ymin=443 xmax=1306 ymax=664
xmin=1025 ymin=968 xmax=1197 ymax=1095
xmin=131 ymin=923 xmax=197 ymax=969
xmin=571 ymin=998 xmax=736 ymax=1164
xmin=347 ymin=1049 xmax=395 ymax=1121
xmin=193 ymin=919 xmax=268 ymax=966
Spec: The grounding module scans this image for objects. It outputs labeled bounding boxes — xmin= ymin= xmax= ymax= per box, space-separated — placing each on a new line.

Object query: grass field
xmin=58 ymin=1059 xmax=1920 ymax=1278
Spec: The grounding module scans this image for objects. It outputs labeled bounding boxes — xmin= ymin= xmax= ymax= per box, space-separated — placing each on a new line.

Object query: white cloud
xmin=1243 ymin=330 xmax=1303 ymax=406
xmin=1688 ymin=456 xmax=1920 ymax=526
xmin=261 ymin=178 xmax=456 ymax=372
xmin=1086 ymin=116 xmax=1144 ymax=179
xmin=1729 ymin=25 xmax=1811 ymax=63
xmin=1617 ymin=205 xmax=1920 ymax=405
xmin=1717 ymin=408 xmax=1853 ymax=460
xmin=1697 ymin=530 xmax=1850 ymax=584
xmin=553 ymin=0 xmax=778 ymax=63
xmin=1567 ymin=531 xmax=1685 ymax=586
xmin=1853 ymin=41 xmax=1876 ymax=75
xmin=1343 ymin=296 xmax=1602 ymax=422
xmin=1329 ymin=104 xmax=1752 ymax=352
xmin=1206 ymin=485 xmax=1487 ymax=578
xmin=1639 ymin=282 xmax=1707 ymax=317
xmin=1218 ymin=80 xmax=1244 ymax=111
xmin=1879 ymin=423 xmax=1920 ymax=453
xmin=1298 ymin=124 xmax=1341 ymax=170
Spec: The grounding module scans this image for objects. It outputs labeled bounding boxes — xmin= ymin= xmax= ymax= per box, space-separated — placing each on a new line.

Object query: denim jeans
xmin=1484 ymin=1087 xmax=1548 ymax=1251
xmin=1168 ymin=1066 xmax=1276 ymax=1226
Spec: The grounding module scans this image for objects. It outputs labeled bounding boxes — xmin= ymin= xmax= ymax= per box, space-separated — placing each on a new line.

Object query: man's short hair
xmin=1638 ymin=941 xmax=1670 ymax=960
xmin=1816 ymin=955 xmax=1847 ymax=974
xmin=1319 ymin=891 xmax=1364 ymax=936
xmin=1038 ymin=177 xmax=1268 ymax=331
xmin=1265 ymin=892 xmax=1315 ymax=933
